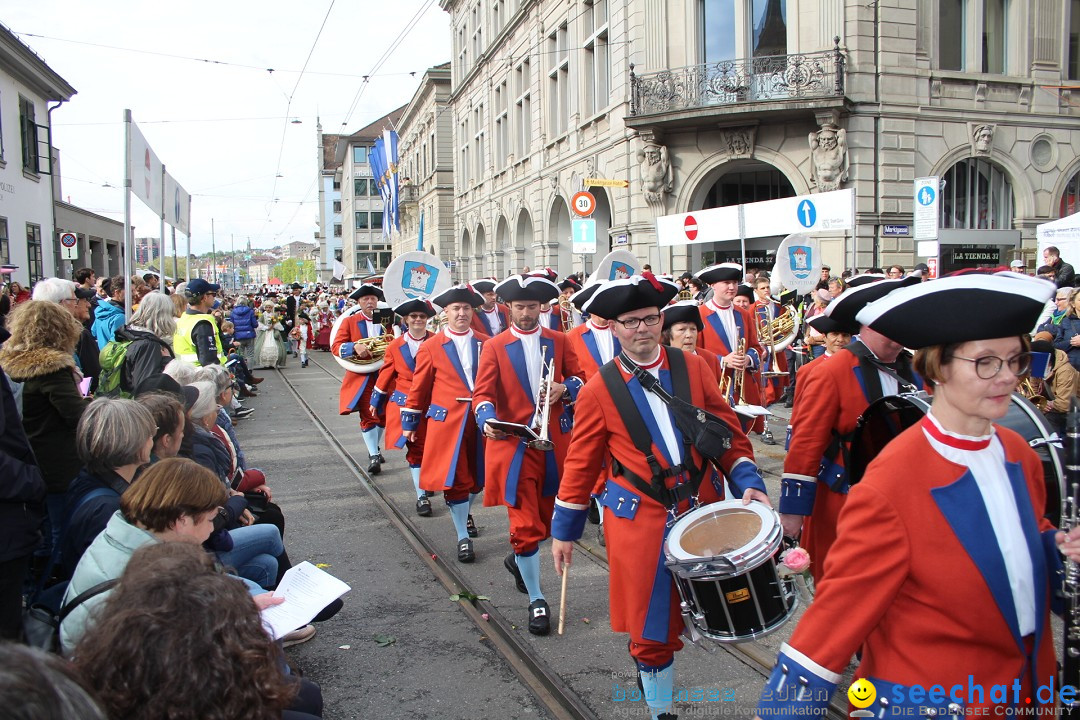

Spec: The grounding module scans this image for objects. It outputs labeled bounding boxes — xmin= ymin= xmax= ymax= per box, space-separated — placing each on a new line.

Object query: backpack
xmin=97 ymin=339 xmax=134 ymax=397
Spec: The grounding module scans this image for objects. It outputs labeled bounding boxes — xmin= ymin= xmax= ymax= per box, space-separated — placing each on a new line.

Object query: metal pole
xmin=230 ymin=234 xmax=235 ymax=290
xmin=159 ymin=164 xmax=166 ymax=287
xmin=211 ymin=218 xmax=217 ymax=283
xmin=122 ymin=109 xmax=133 ymax=321
xmin=171 ymin=226 xmax=177 ymax=286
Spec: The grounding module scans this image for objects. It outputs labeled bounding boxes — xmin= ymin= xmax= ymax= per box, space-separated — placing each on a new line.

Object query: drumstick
xmin=558 ymin=565 xmax=569 ymax=635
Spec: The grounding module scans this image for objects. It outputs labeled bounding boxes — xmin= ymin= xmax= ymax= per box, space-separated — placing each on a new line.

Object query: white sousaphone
xmin=592 ymin=249 xmax=642 ymax=284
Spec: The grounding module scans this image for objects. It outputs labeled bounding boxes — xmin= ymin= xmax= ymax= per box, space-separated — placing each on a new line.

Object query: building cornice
xmin=0 ymin=24 xmax=76 ymax=101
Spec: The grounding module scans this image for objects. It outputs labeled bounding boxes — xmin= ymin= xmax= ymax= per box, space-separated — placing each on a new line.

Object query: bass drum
xmin=848 ymin=392 xmax=1064 ymax=526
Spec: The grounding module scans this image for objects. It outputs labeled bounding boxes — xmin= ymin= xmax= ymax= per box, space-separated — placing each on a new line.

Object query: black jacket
xmin=114 ymin=327 xmax=174 ymax=394
xmin=1054 ymin=259 xmax=1077 ymax=288
xmin=60 ymin=466 xmax=128 ymax=579
xmin=0 ymin=373 xmax=46 ymax=564
xmin=75 ymin=328 xmax=101 ymax=394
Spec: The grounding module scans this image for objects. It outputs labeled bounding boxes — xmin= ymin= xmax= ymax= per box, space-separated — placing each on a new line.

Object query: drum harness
xmin=821 ymin=342 xmax=920 ymax=493
xmin=599 ymin=349 xmax=733 ymax=524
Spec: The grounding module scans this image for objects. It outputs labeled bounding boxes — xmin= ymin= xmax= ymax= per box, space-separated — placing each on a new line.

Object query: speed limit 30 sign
xmin=571 ymin=191 xmax=596 ymax=217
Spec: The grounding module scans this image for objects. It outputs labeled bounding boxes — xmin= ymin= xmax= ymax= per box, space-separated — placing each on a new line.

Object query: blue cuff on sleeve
xmin=400 ymin=411 xmax=421 ymax=432
xmin=475 ymin=401 xmax=496 ymax=428
xmin=340 ymin=341 xmax=355 ymax=358
xmin=551 ymin=503 xmax=589 ymax=542
xmin=728 ymin=461 xmax=767 ymax=496
xmin=564 ymin=375 xmax=583 ymax=401
xmin=778 ymin=477 xmax=817 ymax=517
xmin=757 ymin=649 xmax=837 ymax=719
xmin=747 ymin=348 xmax=760 ymax=370
xmin=370 ymin=389 xmax=387 ymax=411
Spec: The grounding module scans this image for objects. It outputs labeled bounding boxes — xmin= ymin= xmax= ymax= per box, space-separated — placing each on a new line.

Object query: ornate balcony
xmin=399 ymin=183 xmax=420 ymax=207
xmin=628 ymin=39 xmax=846 ymax=127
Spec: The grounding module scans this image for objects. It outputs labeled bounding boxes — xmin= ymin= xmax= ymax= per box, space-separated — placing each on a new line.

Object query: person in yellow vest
xmin=173 ymin=279 xmax=225 ymax=367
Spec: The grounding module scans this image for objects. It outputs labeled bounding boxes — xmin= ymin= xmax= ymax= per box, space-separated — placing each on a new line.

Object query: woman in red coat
xmin=758 ymin=272 xmax=1080 ymax=718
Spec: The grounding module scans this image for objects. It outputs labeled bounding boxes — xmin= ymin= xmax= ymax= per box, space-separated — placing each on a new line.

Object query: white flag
xmin=127 ymin=119 xmax=163 ymax=213
xmin=163 ymin=171 xmax=191 ymax=235
xmin=333 ymin=260 xmax=347 ymax=281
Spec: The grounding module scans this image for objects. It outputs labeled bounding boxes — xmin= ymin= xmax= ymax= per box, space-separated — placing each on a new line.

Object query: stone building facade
xmin=439 ymin=0 xmax=1080 ymax=278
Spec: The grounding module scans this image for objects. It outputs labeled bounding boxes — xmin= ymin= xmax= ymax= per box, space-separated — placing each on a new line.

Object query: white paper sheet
xmin=260 ymin=561 xmax=351 ymax=640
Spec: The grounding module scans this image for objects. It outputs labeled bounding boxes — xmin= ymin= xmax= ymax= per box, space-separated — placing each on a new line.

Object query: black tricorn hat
xmin=697 ymin=262 xmax=742 ymax=284
xmin=393 ymin=298 xmax=437 ymax=317
xmin=806 ymin=313 xmax=854 ymax=336
xmin=582 ymin=273 xmax=680 ymax=320
xmin=349 ymin=284 xmax=384 ymax=301
xmin=825 ymin=276 xmax=920 ymax=331
xmin=432 ymin=284 xmax=484 ymax=308
xmin=495 ymin=274 xmax=560 ymax=303
xmin=662 ymin=300 xmax=704 ymax=331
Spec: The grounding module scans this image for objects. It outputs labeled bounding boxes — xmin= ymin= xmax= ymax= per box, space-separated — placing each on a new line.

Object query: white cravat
xmin=923 ymin=411 xmax=1035 ymax=636
xmin=708 ymin=299 xmax=738 ymax=349
xmin=360 ymin=312 xmax=382 ymax=338
xmin=512 ymin=324 xmax=543 ymax=396
xmin=445 ymin=327 xmax=476 ymax=389
xmin=589 ymin=320 xmax=615 ymax=364
xmin=404 ymin=332 xmax=425 ymax=358
xmin=628 ymin=348 xmax=681 ymax=465
xmin=484 ymin=307 xmax=503 ymax=334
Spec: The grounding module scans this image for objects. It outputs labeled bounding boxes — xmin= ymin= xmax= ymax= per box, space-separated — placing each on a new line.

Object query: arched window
xmin=939 ymin=158 xmax=1013 ymax=229
xmin=702 ymin=164 xmax=795 ymax=209
xmin=1060 ymin=169 xmax=1080 ymax=217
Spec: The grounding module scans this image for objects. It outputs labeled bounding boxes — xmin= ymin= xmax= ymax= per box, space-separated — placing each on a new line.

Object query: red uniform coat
xmin=372 ymin=332 xmax=432 ymax=465
xmin=403 ymin=330 xmax=490 ymax=501
xmin=331 ymin=311 xmax=385 ymax=422
xmin=470 ymin=303 xmax=509 ymax=336
xmin=754 ymin=300 xmax=790 ymax=405
xmin=566 ymin=321 xmax=621 ymax=381
xmin=552 ymin=348 xmax=765 ymax=667
xmin=779 ymin=347 xmax=922 ymax=582
xmin=762 ymin=424 xmax=1060 ymax=716
xmin=698 ymin=301 xmax=765 ymax=430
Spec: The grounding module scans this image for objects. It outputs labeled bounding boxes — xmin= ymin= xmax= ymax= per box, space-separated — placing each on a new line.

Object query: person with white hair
xmin=99 ymin=292 xmax=177 ymax=398
xmin=32 ymin=278 xmax=101 ymax=390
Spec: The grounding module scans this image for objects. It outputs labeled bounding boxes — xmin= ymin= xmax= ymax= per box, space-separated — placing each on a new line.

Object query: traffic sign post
xmin=59 ymin=232 xmax=78 ymax=260
xmin=571 ymin=219 xmax=596 ymax=254
xmin=914 ymin=177 xmax=939 ymax=240
xmin=571 ymin=191 xmax=596 ymax=217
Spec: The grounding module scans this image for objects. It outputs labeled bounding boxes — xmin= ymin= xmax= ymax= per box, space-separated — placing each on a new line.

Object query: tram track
xmin=284 ymin=352 xmax=848 ymax=719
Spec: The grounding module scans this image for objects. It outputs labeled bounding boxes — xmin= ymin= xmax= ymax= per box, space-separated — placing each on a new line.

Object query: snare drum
xmin=664 ymin=501 xmax=798 ymax=644
xmin=848 ymin=392 xmax=1064 ymax=525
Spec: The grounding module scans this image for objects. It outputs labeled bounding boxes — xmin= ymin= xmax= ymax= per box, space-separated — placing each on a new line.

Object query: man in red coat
xmin=551 ymin=273 xmax=768 ymax=720
xmin=565 ymin=283 xmax=619 ymax=381
xmin=331 ymin=284 xmax=387 ymax=474
xmin=474 ymin=274 xmax=585 ymax=635
xmin=695 ymin=263 xmax=765 ymax=432
xmin=371 ymin=299 xmax=436 ymax=516
xmin=402 ymin=285 xmax=489 ymax=562
xmin=779 ymin=275 xmax=922 ymax=582
xmin=469 ymin=278 xmax=508 ymax=336
xmin=753 ymin=277 xmax=791 ymax=406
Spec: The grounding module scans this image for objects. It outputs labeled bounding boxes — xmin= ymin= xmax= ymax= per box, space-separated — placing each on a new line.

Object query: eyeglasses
xmin=949 ymin=352 xmax=1032 ymax=380
xmin=612 ymin=314 xmax=662 ymax=330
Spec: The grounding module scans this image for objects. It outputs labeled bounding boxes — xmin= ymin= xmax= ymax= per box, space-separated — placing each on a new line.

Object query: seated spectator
xmin=136 ymin=390 xmax=187 ymax=460
xmin=105 ymin=291 xmax=176 ymax=396
xmin=1036 ymin=286 xmax=1071 ymax=335
xmin=73 ymin=542 xmax=322 ymax=719
xmin=0 ymin=301 xmax=89 ymax=583
xmin=90 ymin=275 xmax=126 ymax=350
xmin=1053 ymin=288 xmax=1080 ymax=371
xmin=30 ymin=278 xmax=100 ymax=391
xmin=61 ymin=397 xmax=156 ymax=580
xmin=0 ymin=643 xmax=107 ymax=720
xmin=1032 ymin=335 xmax=1079 ymax=434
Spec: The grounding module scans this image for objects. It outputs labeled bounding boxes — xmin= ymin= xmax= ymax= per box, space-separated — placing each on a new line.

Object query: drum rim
xmin=664 ymin=500 xmax=780 ymax=571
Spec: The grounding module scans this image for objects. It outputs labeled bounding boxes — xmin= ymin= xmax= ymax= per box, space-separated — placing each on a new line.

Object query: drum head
xmin=848 ymin=393 xmax=931 ymax=487
xmin=666 ymin=501 xmax=778 ymax=572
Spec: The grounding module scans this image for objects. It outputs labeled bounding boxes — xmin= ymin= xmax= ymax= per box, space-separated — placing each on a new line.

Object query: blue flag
xmin=368 ymin=129 xmax=400 ymax=238
xmin=417 ymin=210 xmax=424 ymax=252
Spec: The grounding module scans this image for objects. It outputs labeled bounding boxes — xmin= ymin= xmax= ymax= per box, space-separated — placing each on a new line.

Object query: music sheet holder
xmin=486 ymin=420 xmax=542 ymax=442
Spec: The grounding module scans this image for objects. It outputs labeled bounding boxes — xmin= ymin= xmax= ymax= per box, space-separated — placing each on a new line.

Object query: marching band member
xmin=551 ymin=274 xmax=767 ymax=720
xmin=696 ymin=264 xmax=765 ymax=431
xmin=753 ymin=277 xmax=790 ymax=406
xmin=779 ymin=275 xmax=922 ymax=582
xmin=661 ymin=300 xmax=722 ymax=382
xmin=796 ymin=314 xmax=851 ymax=376
xmin=469 ymin=278 xmax=508 ymax=336
xmin=732 ymin=283 xmax=754 ymax=311
xmin=758 ymin=271 xmax=1080 ymax=718
xmin=331 ymin=284 xmax=387 ymax=474
xmin=401 ymin=285 xmax=489 ymax=562
xmin=565 ymin=283 xmax=619 ymax=381
xmin=371 ymin=299 xmax=436 ymax=516
xmin=474 ymin=274 xmax=584 ymax=635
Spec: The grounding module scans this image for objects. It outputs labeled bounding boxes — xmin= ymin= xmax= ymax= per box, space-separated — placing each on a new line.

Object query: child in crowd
xmin=290 ymin=314 xmax=313 ymax=368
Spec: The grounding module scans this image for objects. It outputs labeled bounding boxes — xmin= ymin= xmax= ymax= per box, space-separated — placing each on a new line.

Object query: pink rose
xmin=782 ymin=547 xmax=811 ymax=573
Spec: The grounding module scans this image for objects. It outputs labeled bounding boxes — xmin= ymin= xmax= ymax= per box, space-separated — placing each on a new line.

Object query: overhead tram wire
xmin=339 ymin=0 xmax=437 ymax=129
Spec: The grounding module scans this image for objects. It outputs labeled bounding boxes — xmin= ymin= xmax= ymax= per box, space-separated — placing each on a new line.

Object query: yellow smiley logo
xmin=848 ymin=679 xmax=876 ymax=709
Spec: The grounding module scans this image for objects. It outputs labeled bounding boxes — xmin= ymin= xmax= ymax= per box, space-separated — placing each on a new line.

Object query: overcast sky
xmin=6 ymin=0 xmax=450 ymax=255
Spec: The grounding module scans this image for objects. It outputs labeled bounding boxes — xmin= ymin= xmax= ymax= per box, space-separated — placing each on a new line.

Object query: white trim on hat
xmin=581 ymin=274 xmax=680 ymax=316
xmin=854 ymin=271 xmax=1055 ymax=329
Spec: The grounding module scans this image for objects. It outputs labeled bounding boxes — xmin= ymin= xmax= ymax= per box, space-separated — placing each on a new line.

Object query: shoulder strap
xmin=666 ymin=347 xmax=692 ymax=401
xmin=599 ymin=361 xmax=654 ymax=457
xmin=58 ymin=578 xmax=119 ymax=623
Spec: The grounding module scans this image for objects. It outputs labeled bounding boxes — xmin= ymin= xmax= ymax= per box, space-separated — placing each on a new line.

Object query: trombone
xmin=528 ymin=345 xmax=556 ymax=451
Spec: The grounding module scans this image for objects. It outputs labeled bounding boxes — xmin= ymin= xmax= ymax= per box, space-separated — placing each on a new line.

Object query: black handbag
xmin=619 ymin=350 xmax=733 ymax=460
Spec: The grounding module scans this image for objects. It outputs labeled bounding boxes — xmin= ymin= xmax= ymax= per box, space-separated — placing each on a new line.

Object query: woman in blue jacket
xmin=229 ymin=297 xmax=259 ymax=369
xmin=1052 ymin=288 xmax=1080 ymax=371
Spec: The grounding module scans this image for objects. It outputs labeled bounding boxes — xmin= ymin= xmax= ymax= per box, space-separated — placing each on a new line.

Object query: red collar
xmin=921 ymin=415 xmax=992 ymax=451
xmin=512 ymin=323 xmax=541 ymax=335
xmin=636 ymin=347 xmax=664 ymax=370
xmin=359 ymin=311 xmax=373 ymax=322
xmin=446 ymin=327 xmax=470 ymax=337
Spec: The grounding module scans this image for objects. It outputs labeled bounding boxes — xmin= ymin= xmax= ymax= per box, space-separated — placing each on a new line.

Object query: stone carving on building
xmin=721 ymin=127 xmax=756 ymax=159
xmin=637 ymin=141 xmax=674 ymax=213
xmin=809 ymin=123 xmax=848 ymax=192
xmin=970 ymin=123 xmax=995 ymax=155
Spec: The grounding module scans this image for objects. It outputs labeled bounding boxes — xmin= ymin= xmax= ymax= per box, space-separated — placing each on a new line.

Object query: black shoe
xmin=783 ymin=395 xmax=794 ymax=409
xmin=312 ymin=598 xmax=344 ymax=623
xmin=375 ymin=453 xmax=385 ymax=465
xmin=528 ymin=599 xmax=550 ymax=636
xmin=234 ymin=406 xmax=255 ymax=419
xmin=301 ymin=360 xmax=308 ymax=368
xmin=658 ymin=714 xmax=678 ymax=720
xmin=416 ymin=496 xmax=432 ymax=516
xmin=367 ymin=455 xmax=381 ymax=475
xmin=466 ymin=514 xmax=478 ymax=538
xmin=504 ymin=551 xmax=527 ymax=594
xmin=587 ymin=500 xmax=600 ymax=525
xmin=457 ymin=539 xmax=475 ymax=563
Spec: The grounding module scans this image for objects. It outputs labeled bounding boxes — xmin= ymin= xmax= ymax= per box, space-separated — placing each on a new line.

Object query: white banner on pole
xmin=742 ymin=188 xmax=855 ymax=239
xmin=656 ymin=205 xmax=740 ymax=247
xmin=163 ymin=171 xmax=191 ymax=235
xmin=127 ymin=120 xmax=163 ymax=214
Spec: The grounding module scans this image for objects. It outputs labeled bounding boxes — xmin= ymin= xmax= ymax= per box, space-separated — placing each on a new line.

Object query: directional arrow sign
xmin=572 ymin=218 xmax=596 ymax=254
xmin=584 ymin=178 xmax=630 ymax=188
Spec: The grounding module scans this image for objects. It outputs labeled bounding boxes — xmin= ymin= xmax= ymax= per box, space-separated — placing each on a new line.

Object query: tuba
xmin=758 ymin=306 xmax=802 ymax=354
xmin=329 ymin=304 xmax=391 ymax=374
xmin=1018 ymin=376 xmax=1049 ymax=412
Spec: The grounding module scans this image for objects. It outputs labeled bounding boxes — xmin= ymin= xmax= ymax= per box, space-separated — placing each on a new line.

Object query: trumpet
xmin=558 ymin=297 xmax=576 ymax=332
xmin=528 ymin=346 xmax=556 ymax=451
xmin=718 ymin=337 xmax=747 ymax=406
